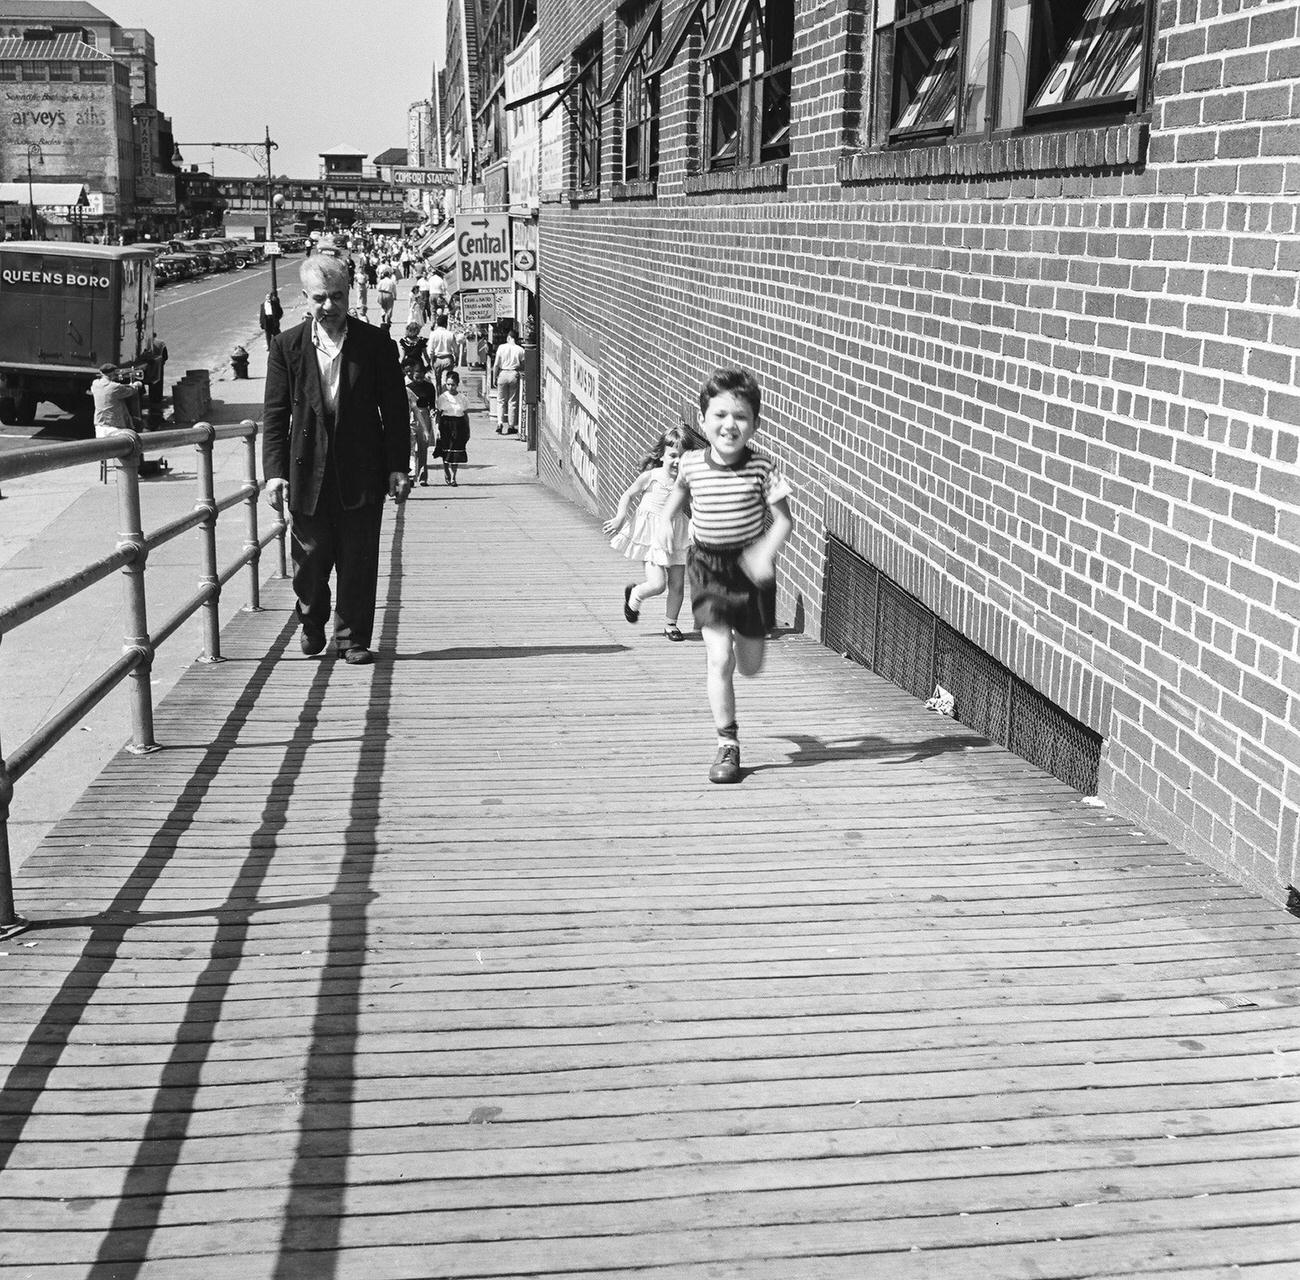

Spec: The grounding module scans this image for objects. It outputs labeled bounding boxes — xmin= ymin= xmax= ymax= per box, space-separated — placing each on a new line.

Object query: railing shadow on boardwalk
xmin=0 ymin=507 xmax=409 ymax=1279
xmin=0 ymin=611 xmax=297 ymax=1178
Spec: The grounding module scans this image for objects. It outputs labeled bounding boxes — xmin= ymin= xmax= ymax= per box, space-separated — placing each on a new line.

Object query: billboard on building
xmin=568 ymin=348 xmax=599 ymax=499
xmin=1 ymin=79 xmax=125 ymax=209
xmin=505 ymin=32 xmax=539 ymax=210
xmin=540 ymin=64 xmax=566 ymax=197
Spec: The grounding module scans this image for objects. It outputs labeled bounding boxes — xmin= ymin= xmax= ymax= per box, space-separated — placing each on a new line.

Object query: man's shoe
xmin=342 ymin=646 xmax=374 ymax=665
xmin=299 ymin=626 xmax=326 ymax=656
xmin=708 ymin=741 xmax=741 ymax=784
xmin=623 ymin=585 xmax=640 ymax=624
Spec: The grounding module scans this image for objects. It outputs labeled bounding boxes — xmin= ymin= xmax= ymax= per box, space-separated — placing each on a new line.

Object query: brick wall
xmin=534 ymin=0 xmax=1300 ymax=901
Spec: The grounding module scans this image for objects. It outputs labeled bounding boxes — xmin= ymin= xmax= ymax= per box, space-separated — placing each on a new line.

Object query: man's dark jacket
xmin=262 ymin=317 xmax=409 ymax=516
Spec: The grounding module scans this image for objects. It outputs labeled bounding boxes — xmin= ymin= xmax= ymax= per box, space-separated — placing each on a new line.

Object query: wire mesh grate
xmin=1009 ymin=681 xmax=1102 ymax=795
xmin=875 ymin=577 xmax=934 ymax=700
xmin=822 ymin=536 xmax=1102 ymax=795
xmin=822 ymin=538 xmax=877 ymax=666
xmin=934 ymin=620 xmax=1009 ymax=745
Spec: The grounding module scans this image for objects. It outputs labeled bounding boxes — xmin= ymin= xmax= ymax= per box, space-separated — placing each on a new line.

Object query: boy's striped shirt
xmin=677 ymin=447 xmax=791 ymax=549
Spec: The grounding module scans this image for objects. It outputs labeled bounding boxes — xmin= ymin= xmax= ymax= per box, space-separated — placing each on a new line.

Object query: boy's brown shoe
xmin=708 ymin=742 xmax=741 ymax=784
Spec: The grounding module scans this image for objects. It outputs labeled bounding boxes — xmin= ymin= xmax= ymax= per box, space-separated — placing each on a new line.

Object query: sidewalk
xmin=2 ymin=269 xmax=1297 ymax=1276
xmin=0 ymin=267 xmax=504 ymax=871
xmin=0 ymin=322 xmax=279 ymax=872
xmin=0 ymin=327 xmax=1297 ymax=1276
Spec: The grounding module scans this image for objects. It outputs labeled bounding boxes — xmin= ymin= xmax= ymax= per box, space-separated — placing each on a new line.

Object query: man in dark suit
xmin=262 ymin=254 xmax=410 ymax=665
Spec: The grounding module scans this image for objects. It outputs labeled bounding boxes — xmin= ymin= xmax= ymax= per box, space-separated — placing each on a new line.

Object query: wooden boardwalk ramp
xmin=2 ymin=430 xmax=1298 ymax=1279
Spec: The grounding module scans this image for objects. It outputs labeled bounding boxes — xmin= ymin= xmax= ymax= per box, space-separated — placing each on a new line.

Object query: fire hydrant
xmin=230 ymin=345 xmax=250 ymax=379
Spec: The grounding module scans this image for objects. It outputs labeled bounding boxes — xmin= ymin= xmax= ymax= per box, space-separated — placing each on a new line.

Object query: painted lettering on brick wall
xmin=568 ymin=349 xmax=599 ymax=497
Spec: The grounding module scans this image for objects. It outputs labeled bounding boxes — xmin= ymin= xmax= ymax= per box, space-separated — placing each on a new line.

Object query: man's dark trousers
xmin=290 ymin=482 xmax=384 ymax=653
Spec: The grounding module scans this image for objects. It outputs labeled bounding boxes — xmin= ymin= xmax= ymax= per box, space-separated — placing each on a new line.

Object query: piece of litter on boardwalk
xmin=476 ymin=950 xmax=484 ymax=965
xmin=924 ymin=683 xmax=955 ymax=716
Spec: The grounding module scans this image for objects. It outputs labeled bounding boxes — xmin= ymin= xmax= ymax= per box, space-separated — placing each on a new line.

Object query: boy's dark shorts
xmin=688 ymin=544 xmax=775 ymax=639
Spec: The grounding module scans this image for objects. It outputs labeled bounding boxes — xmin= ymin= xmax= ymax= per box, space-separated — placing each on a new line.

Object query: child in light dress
xmin=604 ymin=425 xmax=703 ymax=641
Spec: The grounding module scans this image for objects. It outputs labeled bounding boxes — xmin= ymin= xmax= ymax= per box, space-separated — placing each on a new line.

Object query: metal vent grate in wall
xmin=822 ymin=536 xmax=1101 ymax=795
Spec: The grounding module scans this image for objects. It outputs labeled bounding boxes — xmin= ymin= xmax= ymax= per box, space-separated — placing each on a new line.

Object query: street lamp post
xmin=25 ymin=143 xmax=42 ymax=240
xmin=172 ymin=126 xmax=279 ymax=290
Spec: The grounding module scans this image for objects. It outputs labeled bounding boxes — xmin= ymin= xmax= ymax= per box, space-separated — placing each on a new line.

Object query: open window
xmin=701 ymin=0 xmax=794 ymax=171
xmin=877 ymin=0 xmax=1153 ymax=143
xmin=572 ymin=33 xmax=603 ymax=189
xmin=600 ymin=0 xmax=662 ymax=183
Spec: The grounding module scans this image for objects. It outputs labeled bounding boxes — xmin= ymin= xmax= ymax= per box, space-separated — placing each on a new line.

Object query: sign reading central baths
xmin=454 ymin=213 xmax=511 ymax=288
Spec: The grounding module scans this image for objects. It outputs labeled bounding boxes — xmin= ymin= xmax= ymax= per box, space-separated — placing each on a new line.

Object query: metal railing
xmin=0 ymin=423 xmax=287 ymax=938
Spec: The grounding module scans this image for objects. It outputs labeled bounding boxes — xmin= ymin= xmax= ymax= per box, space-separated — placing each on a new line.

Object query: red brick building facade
xmin=532 ymin=0 xmax=1300 ymax=901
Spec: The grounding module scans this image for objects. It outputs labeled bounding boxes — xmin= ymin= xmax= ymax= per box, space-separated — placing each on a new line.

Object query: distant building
xmin=0 ymin=1 xmax=178 ymax=238
xmin=0 ymin=33 xmax=133 ymax=236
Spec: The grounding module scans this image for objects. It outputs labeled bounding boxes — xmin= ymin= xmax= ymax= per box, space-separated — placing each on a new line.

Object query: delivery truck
xmin=0 ymin=242 xmax=168 ymax=427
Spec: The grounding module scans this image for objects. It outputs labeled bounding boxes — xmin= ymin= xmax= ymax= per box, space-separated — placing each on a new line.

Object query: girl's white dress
xmin=610 ymin=473 xmax=690 ymax=567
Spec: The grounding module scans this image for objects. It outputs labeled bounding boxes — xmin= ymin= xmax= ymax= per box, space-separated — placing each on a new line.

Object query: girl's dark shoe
xmin=623 ymin=585 xmax=640 ymax=624
xmin=664 ymin=625 xmax=684 ymax=642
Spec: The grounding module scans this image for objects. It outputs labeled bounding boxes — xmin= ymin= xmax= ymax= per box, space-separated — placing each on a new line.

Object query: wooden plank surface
xmin=1 ymin=427 xmax=1297 ymax=1279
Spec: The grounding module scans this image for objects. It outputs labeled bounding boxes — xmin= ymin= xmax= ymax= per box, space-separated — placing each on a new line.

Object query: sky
xmin=106 ymin=0 xmax=447 ymax=179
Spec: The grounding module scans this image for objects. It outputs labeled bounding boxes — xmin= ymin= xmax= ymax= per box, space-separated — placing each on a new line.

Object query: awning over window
xmin=0 ymin=181 xmax=88 ymax=207
xmin=644 ymin=0 xmax=706 ymax=78
xmin=699 ymin=0 xmax=752 ymax=61
xmin=506 ymin=53 xmax=600 ymax=122
xmin=597 ymin=0 xmax=662 ymax=107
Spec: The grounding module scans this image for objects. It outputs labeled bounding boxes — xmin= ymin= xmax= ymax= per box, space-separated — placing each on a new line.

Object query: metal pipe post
xmin=0 ymin=731 xmax=29 ymax=938
xmin=194 ymin=425 xmax=222 ymax=660
xmin=240 ymin=424 xmax=263 ymax=610
xmin=115 ymin=435 xmax=158 ymax=753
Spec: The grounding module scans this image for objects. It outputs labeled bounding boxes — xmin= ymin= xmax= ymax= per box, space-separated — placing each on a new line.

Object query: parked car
xmin=166 ymin=240 xmax=216 ymax=273
xmin=190 ymin=239 xmax=239 ymax=270
xmin=155 ymin=253 xmax=190 ymax=284
xmin=215 ymin=239 xmax=264 ymax=268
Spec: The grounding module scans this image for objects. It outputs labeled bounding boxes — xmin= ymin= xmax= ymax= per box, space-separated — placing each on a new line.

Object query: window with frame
xmin=877 ymin=0 xmax=1153 ymax=144
xmin=702 ymin=0 xmax=793 ymax=171
xmin=573 ymin=34 xmax=603 ymax=189
xmin=608 ymin=0 xmax=662 ymax=183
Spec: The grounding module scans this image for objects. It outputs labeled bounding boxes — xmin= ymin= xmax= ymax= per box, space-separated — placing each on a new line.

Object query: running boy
xmin=659 ymin=368 xmax=794 ymax=784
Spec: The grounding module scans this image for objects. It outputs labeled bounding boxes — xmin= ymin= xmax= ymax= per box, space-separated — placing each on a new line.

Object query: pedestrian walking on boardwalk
xmin=258 ymin=290 xmax=283 ymax=350
xmin=426 ymin=313 xmax=457 ymax=391
xmin=493 ymin=328 xmax=524 ymax=434
xmin=407 ymin=370 xmax=437 ymax=486
xmin=354 ymin=270 xmax=369 ymax=318
xmin=658 ymin=369 xmax=794 ymax=783
xmin=605 ymin=424 xmax=701 ymax=642
xmin=433 ymin=371 xmax=470 ymax=486
xmin=262 ymin=254 xmax=411 ymax=666
xmin=376 ymin=266 xmax=396 ymax=331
